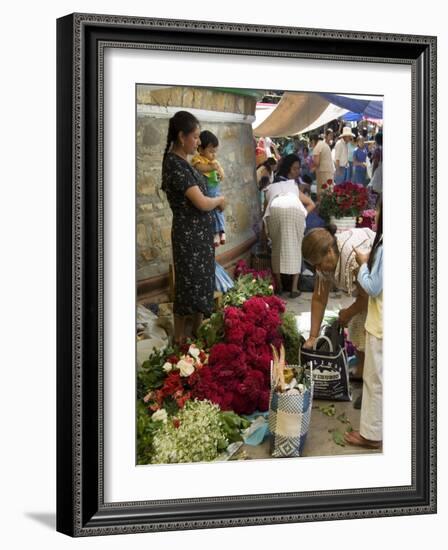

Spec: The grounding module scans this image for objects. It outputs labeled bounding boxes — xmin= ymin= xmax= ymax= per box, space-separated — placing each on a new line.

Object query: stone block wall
xmin=136 ymin=86 xmax=261 ymax=282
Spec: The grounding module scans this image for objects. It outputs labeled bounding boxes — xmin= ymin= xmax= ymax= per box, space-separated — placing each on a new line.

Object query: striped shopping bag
xmin=268 ymin=364 xmax=314 ymax=458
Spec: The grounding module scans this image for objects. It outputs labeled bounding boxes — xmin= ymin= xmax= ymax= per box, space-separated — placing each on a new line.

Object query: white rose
xmin=152 ymin=409 xmax=168 ymax=423
xmin=268 ymin=285 xmax=274 ymax=290
xmin=298 ymin=384 xmax=305 ymax=393
xmin=162 ymin=362 xmax=173 ymax=372
xmin=188 ymin=345 xmax=200 ymax=359
xmin=177 ymin=359 xmax=195 ymax=377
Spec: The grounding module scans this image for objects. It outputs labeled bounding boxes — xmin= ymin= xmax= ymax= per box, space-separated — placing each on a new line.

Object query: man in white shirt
xmin=311 ymin=129 xmax=334 ymax=199
xmin=334 ymin=126 xmax=355 ymax=184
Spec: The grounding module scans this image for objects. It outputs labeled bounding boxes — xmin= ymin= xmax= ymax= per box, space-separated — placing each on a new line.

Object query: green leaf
xmin=332 ymin=430 xmax=346 ymax=447
xmin=222 ymin=274 xmax=274 ymax=308
xmin=336 ymin=412 xmax=351 ymax=425
xmin=318 ymin=404 xmax=336 ymax=417
xmin=196 ymin=311 xmax=225 ymax=349
xmin=163 ymin=397 xmax=179 ymax=417
xmin=279 ymin=312 xmax=304 ymax=367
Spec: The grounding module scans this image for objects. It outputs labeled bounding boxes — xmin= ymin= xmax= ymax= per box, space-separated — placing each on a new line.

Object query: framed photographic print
xmin=57 ymin=12 xmax=437 ymax=536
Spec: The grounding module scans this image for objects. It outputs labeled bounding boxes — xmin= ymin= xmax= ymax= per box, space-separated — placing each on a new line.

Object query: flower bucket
xmin=330 ymin=216 xmax=357 ymax=232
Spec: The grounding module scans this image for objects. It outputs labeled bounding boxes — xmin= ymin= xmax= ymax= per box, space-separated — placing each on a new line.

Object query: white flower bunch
xmin=151 ymin=408 xmax=168 ymax=423
xmin=151 ymin=400 xmax=228 ymax=464
xmin=162 ymin=344 xmax=208 ymax=377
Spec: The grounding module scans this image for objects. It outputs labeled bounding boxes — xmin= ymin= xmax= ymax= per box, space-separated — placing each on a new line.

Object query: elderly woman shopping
xmin=263 ymin=154 xmax=315 ymax=297
xmin=301 ymin=225 xmax=376 ymax=380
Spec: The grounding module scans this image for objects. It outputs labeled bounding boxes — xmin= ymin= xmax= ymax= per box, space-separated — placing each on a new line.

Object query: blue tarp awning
xmin=318 ymin=93 xmax=383 ymax=119
xmin=340 ymin=111 xmax=363 ymax=122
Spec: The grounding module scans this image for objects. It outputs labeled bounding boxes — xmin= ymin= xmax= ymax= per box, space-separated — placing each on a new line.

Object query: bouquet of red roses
xmin=319 ymin=181 xmax=368 ymax=221
xmin=190 ymin=295 xmax=285 ymax=415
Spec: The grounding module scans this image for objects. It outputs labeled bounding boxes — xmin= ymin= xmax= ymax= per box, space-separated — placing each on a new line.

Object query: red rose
xmin=162 ymin=371 xmax=183 ymax=396
xmin=176 ymin=392 xmax=191 ymax=409
xmin=231 ymin=392 xmax=257 ymax=416
xmin=226 ymin=327 xmax=246 ymax=346
xmin=263 ymin=295 xmax=286 ymax=314
xmin=172 ymin=418 xmax=181 ymax=429
xmin=180 ymin=343 xmax=190 ymax=354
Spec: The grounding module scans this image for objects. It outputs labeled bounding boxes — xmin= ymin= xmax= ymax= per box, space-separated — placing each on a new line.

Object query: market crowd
xmin=161 ymin=109 xmax=384 ymax=452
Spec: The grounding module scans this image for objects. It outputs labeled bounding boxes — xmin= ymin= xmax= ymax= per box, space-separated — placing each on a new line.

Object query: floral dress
xmin=162 ymin=152 xmax=215 ymax=317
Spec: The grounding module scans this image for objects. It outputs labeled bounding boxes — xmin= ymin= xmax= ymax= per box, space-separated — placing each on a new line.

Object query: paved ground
xmin=233 ymin=289 xmax=381 ymax=460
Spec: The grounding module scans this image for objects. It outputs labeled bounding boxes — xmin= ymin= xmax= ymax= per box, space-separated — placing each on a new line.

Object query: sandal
xmin=344 ymin=430 xmax=382 ymax=449
xmin=289 ymin=290 xmax=301 ymax=298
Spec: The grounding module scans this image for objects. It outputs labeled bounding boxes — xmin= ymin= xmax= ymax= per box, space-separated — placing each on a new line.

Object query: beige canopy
xmin=253 ymin=92 xmax=337 ymax=137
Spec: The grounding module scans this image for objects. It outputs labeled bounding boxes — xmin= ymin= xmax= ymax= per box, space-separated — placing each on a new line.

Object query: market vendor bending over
xmin=301 ymin=225 xmax=376 ymax=380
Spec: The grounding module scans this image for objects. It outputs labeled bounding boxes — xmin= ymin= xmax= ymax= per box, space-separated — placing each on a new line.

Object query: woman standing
xmin=162 ymin=111 xmax=226 ymax=345
xmin=352 ymin=135 xmax=368 ymax=186
xmin=263 ymin=154 xmax=315 ymax=297
xmin=345 ymin=200 xmax=383 ymax=448
xmin=311 ymin=131 xmax=334 ymax=200
xmin=301 ymin=225 xmax=376 ymax=378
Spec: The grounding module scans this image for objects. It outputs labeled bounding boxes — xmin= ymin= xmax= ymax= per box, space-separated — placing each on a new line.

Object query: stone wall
xmin=136 ymin=86 xmax=261 ymax=282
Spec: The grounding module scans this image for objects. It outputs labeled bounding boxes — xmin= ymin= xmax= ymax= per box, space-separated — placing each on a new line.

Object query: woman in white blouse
xmin=263 ymin=155 xmax=315 ymax=297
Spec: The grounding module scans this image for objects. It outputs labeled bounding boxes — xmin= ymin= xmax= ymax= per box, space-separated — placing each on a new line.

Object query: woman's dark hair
xmin=199 ymin=130 xmax=219 ymax=149
xmin=374 ymin=132 xmax=383 ymax=146
xmin=162 ymin=110 xmax=200 ymax=166
xmin=302 ymin=174 xmax=312 ymax=184
xmin=309 ymin=133 xmax=320 ymax=143
xmin=302 ymin=146 xmax=309 ymax=154
xmin=367 ymin=197 xmax=383 ymax=272
xmin=258 ymin=175 xmax=271 ymax=191
xmin=275 ymin=154 xmax=301 ymax=181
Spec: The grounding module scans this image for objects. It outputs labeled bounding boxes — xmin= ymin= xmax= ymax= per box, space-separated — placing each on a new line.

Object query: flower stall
xmin=136 ymin=261 xmax=305 ymax=464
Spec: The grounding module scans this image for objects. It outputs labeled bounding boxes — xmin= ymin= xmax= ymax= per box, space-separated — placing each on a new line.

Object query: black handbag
xmin=300 ymin=324 xmax=351 ymax=401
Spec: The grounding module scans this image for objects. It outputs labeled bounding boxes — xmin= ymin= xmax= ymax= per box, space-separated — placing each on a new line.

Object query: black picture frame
xmin=57 ymin=13 xmax=437 ymax=537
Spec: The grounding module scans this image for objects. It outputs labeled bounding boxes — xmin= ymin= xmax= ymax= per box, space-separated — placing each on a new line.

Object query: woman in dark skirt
xmin=161 ymin=111 xmax=226 ymax=345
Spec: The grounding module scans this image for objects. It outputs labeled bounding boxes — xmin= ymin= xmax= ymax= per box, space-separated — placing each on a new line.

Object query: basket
xmin=268 ymin=364 xmax=314 ymax=457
